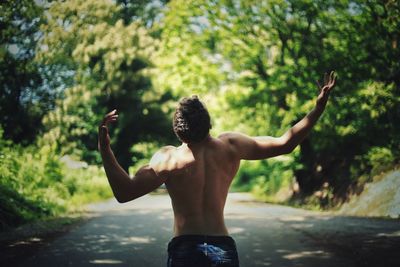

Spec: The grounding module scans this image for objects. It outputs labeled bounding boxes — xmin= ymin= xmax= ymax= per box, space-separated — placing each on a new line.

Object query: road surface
xmin=10 ymin=193 xmax=400 ymax=267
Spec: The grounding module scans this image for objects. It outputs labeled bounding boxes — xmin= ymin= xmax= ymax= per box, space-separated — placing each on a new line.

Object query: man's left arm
xmin=98 ymin=110 xmax=166 ymax=203
xmin=224 ymin=71 xmax=337 ymax=160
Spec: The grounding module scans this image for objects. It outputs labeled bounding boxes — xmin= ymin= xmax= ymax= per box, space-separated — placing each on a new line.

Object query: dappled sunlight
xmin=7 ymin=204 xmax=172 ymax=266
xmin=279 ymin=215 xmax=306 ymax=222
xmin=157 ymin=210 xmax=174 ymax=220
xmin=119 ymin=236 xmax=156 ymax=245
xmin=376 ymin=231 xmax=400 ymax=237
xmin=288 ymin=223 xmax=314 ymax=229
xmin=8 ymin=237 xmax=43 ymax=248
xmin=224 ymin=200 xmax=400 ymax=267
xmin=101 ymin=224 xmax=122 ymax=230
xmin=312 ymin=216 xmax=334 ymax=221
xmin=227 ymin=227 xmax=245 ymax=234
xmin=86 ymin=195 xmax=173 ymax=213
xmin=253 ymin=260 xmax=272 ymax=266
xmin=276 ymin=249 xmax=290 ymax=253
xmin=283 ymin=250 xmax=331 ymax=260
xmin=225 ymin=213 xmax=263 ymax=220
xmin=89 ymin=259 xmax=124 ymax=264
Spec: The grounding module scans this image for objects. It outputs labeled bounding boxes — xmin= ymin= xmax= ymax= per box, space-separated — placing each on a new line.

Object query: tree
xmin=38 ymin=0 xmax=175 ymax=170
xmin=155 ymin=0 xmax=400 ymax=202
xmin=0 ymin=0 xmax=57 ymax=144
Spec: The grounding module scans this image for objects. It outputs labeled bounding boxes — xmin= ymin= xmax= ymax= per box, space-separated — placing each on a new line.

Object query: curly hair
xmin=173 ymin=95 xmax=211 ymax=143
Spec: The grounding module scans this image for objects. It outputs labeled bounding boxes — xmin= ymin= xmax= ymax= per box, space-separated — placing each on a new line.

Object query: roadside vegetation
xmin=0 ymin=128 xmax=112 ymax=230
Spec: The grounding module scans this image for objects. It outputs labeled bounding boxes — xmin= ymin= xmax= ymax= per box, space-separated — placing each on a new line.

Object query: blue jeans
xmin=167 ymin=235 xmax=240 ymax=267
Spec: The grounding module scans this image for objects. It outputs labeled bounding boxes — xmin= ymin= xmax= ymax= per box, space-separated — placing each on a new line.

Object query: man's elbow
xmin=114 ymin=193 xmax=135 ymax=203
xmin=281 ymin=143 xmax=297 ymax=154
xmin=114 ymin=195 xmax=128 ymax=203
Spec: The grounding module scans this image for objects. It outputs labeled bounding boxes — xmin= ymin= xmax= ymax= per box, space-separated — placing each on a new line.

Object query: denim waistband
xmin=168 ymin=235 xmax=236 ymax=250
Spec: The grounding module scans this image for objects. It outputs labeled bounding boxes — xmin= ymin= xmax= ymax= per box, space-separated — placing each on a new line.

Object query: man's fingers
xmin=104 ymin=115 xmax=118 ymax=123
xmin=104 ymin=112 xmax=118 ymax=121
xmin=101 ymin=114 xmax=118 ymax=126
xmin=100 ymin=116 xmax=117 ymax=127
xmin=316 ymin=80 xmax=322 ymax=90
xmin=105 ymin=115 xmax=118 ymax=121
xmin=328 ymin=73 xmax=337 ymax=90
xmin=100 ymin=110 xmax=118 ymax=129
xmin=106 ymin=109 xmax=117 ymax=117
xmin=329 ymin=71 xmax=335 ymax=85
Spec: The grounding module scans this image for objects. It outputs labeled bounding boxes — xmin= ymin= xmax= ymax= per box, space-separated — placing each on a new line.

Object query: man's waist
xmin=168 ymin=234 xmax=236 ymax=250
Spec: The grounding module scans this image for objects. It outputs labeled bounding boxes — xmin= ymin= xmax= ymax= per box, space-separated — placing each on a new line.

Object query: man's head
xmin=173 ymin=95 xmax=211 ymax=144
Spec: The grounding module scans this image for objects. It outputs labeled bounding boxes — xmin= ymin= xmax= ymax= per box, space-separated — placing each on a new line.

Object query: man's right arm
xmin=221 ymin=71 xmax=336 ymax=160
xmin=98 ymin=110 xmax=167 ymax=203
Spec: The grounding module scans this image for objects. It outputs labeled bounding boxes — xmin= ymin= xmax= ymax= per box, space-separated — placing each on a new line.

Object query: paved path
xmin=15 ymin=193 xmax=400 ymax=267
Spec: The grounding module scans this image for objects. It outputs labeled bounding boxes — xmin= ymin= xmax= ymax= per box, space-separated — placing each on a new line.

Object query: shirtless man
xmin=98 ymin=72 xmax=337 ymax=267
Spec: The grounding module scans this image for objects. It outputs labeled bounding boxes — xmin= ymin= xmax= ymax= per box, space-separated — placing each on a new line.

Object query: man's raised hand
xmin=98 ymin=109 xmax=118 ymax=151
xmin=316 ymin=71 xmax=337 ymax=110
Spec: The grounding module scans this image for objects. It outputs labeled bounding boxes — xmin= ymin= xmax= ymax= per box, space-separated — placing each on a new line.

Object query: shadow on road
xmin=272 ymin=215 xmax=400 ymax=267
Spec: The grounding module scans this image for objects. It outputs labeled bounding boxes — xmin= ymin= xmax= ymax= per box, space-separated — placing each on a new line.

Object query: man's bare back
xmin=150 ymin=135 xmax=240 ymax=236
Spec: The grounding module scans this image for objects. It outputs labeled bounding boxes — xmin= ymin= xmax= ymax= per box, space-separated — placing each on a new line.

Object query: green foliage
xmin=350 ymin=146 xmax=395 ymax=182
xmin=129 ymin=141 xmax=160 ymax=174
xmin=37 ymin=0 xmax=176 ymax=170
xmin=233 ymin=155 xmax=297 ymax=203
xmin=0 ymin=128 xmax=112 ymax=230
xmin=64 ymin=165 xmax=113 ymax=207
xmin=0 ymin=0 xmax=58 ymax=144
xmin=367 ymin=147 xmax=394 ymax=176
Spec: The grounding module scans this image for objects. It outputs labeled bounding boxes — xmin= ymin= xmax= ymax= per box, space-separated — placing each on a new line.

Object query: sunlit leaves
xmin=361 ymin=82 xmax=398 ymax=116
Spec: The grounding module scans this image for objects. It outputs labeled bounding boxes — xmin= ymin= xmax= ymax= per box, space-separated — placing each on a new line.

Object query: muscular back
xmin=150 ymin=135 xmax=240 ymax=236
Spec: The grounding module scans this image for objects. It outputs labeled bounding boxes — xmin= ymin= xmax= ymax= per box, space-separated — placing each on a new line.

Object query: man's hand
xmin=98 ymin=109 xmax=118 ymax=151
xmin=316 ymin=71 xmax=337 ymax=110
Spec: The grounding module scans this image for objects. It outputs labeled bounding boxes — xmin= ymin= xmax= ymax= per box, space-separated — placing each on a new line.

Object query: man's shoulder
xmin=150 ymin=145 xmax=176 ymax=163
xmin=149 ymin=145 xmax=177 ymax=176
xmin=216 ymin=132 xmax=247 ymax=158
xmin=158 ymin=145 xmax=176 ymax=153
xmin=217 ymin=131 xmax=246 ymax=144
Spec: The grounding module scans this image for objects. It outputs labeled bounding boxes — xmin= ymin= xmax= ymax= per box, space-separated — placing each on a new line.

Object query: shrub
xmin=0 ymin=128 xmax=112 ymax=230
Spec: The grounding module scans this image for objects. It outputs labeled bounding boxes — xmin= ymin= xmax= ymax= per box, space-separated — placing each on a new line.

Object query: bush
xmin=232 ymin=155 xmax=296 ymax=202
xmin=350 ymin=146 xmax=396 ymax=186
xmin=0 ymin=128 xmax=112 ymax=230
xmin=367 ymin=147 xmax=394 ymax=176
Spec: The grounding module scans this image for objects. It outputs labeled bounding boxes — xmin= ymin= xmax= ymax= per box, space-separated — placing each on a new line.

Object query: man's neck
xmin=185 ymin=135 xmax=212 ymax=150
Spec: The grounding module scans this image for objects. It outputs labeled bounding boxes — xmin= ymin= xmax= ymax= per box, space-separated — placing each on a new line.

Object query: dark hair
xmin=173 ymin=95 xmax=211 ymax=143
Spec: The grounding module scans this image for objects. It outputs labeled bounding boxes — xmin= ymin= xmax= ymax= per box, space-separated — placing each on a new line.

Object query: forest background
xmin=1 ymin=0 xmax=399 ymax=229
